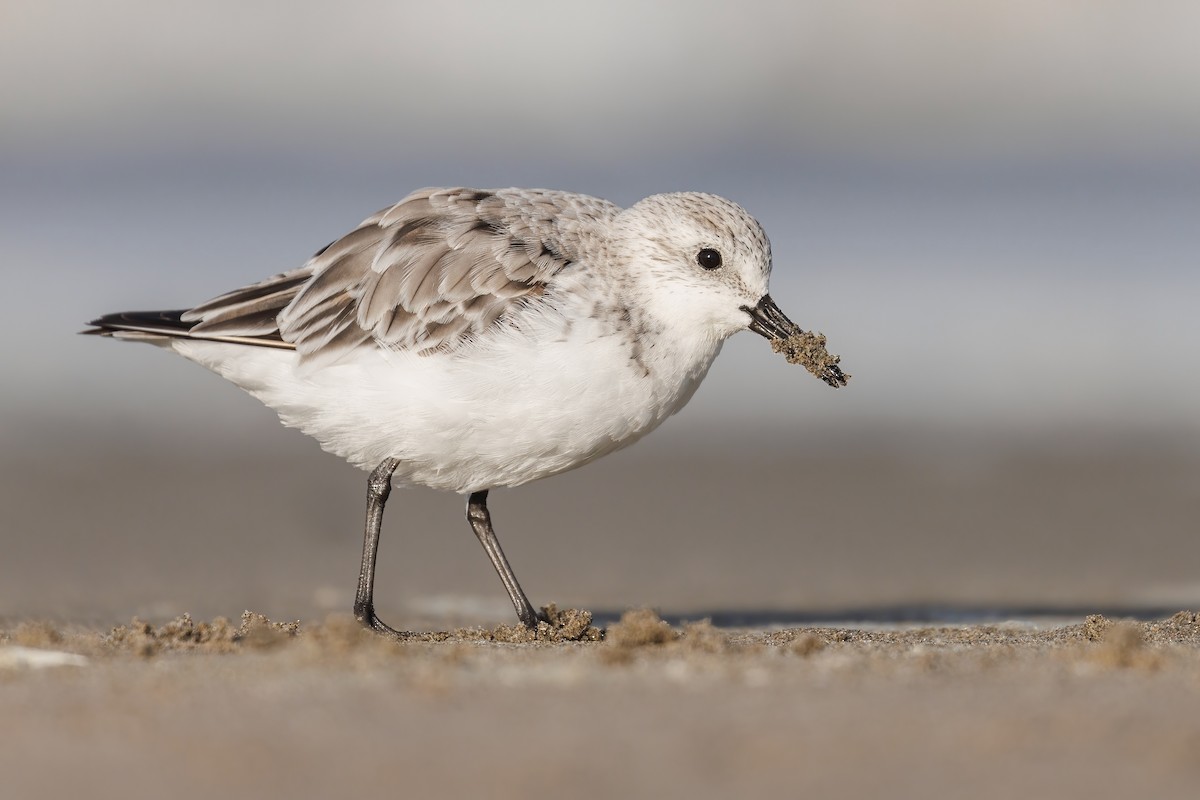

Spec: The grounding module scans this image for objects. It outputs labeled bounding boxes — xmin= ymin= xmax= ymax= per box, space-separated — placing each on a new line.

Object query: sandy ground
xmin=3 ymin=427 xmax=1200 ymax=798
xmin=3 ymin=609 xmax=1200 ymax=799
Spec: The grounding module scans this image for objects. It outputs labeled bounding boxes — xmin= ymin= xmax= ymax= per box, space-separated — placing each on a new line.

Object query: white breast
xmin=172 ymin=303 xmax=723 ymax=493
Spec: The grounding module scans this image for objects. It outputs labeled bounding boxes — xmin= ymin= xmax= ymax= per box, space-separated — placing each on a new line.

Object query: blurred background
xmin=2 ymin=1 xmax=1198 ymax=625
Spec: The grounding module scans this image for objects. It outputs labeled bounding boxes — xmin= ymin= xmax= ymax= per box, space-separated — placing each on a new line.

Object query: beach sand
xmin=3 ymin=428 xmax=1200 ymax=799
xmin=3 ymin=609 xmax=1200 ymax=800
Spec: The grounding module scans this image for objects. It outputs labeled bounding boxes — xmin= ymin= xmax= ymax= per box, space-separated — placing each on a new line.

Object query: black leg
xmin=353 ymin=457 xmax=409 ymax=638
xmin=467 ymin=490 xmax=542 ymax=629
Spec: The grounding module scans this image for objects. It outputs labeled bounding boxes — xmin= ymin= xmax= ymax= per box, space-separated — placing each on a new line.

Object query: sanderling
xmin=85 ymin=187 xmax=848 ymax=634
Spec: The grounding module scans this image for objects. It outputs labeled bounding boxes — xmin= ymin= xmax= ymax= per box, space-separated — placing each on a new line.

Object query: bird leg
xmin=466 ymin=490 xmax=543 ymax=629
xmin=353 ymin=457 xmax=409 ymax=638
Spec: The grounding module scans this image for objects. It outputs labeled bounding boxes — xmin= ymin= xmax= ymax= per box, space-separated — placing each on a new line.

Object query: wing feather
xmin=174 ymin=187 xmax=617 ymax=364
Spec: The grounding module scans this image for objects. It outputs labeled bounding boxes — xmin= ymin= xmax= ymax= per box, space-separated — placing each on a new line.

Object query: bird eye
xmin=696 ymin=248 xmax=722 ymax=270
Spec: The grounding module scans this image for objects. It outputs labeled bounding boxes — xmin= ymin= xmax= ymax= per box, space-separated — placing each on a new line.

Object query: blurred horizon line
xmin=9 ymin=412 xmax=1199 ymax=464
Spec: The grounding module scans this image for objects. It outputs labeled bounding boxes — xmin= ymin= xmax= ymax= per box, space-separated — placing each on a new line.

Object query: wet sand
xmin=3 ymin=428 xmax=1200 ymax=798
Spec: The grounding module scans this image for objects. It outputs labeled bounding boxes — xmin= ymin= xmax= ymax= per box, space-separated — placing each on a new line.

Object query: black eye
xmin=696 ymin=248 xmax=722 ymax=270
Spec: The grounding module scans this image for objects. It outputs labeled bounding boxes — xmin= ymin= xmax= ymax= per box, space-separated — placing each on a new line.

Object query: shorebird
xmin=86 ymin=187 xmax=846 ymax=634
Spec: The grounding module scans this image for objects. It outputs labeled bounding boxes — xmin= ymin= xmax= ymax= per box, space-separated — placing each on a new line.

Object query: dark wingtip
xmin=82 ymin=310 xmax=191 ymax=335
xmin=81 ymin=308 xmax=296 ymax=350
xmin=82 ymin=314 xmax=119 ymax=331
xmin=81 ymin=314 xmax=122 ymax=336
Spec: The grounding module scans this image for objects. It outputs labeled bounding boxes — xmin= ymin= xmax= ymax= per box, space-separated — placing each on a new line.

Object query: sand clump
xmin=107 ymin=611 xmax=300 ymax=656
xmin=783 ymin=631 xmax=827 ymax=657
xmin=294 ymin=613 xmax=406 ymax=660
xmin=607 ymin=609 xmax=680 ymax=649
xmin=601 ymin=610 xmax=745 ymax=663
xmin=678 ymin=619 xmax=732 ymax=654
xmin=771 ymin=331 xmax=849 ymax=388
xmin=482 ymin=604 xmax=602 ymax=644
xmin=1091 ymin=621 xmax=1158 ymax=669
xmin=1072 ymin=612 xmax=1200 ymax=671
xmin=8 ymin=620 xmax=67 ymax=650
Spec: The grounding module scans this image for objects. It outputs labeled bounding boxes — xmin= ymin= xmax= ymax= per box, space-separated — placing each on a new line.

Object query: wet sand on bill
xmin=3 ymin=430 xmax=1200 ymax=798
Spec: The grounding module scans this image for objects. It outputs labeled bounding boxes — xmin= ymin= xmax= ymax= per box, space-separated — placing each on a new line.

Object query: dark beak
xmin=741 ymin=294 xmax=802 ymax=341
xmin=741 ymin=294 xmax=850 ymax=389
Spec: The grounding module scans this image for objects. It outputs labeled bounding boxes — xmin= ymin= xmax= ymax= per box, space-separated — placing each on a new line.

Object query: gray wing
xmin=183 ymin=187 xmax=617 ymax=364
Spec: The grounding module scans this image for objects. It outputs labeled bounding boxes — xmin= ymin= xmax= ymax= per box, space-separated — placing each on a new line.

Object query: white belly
xmin=173 ymin=321 xmax=721 ymax=493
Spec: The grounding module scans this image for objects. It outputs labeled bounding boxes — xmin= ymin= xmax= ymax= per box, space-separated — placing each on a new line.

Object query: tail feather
xmin=82 ymin=309 xmax=295 ymax=349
